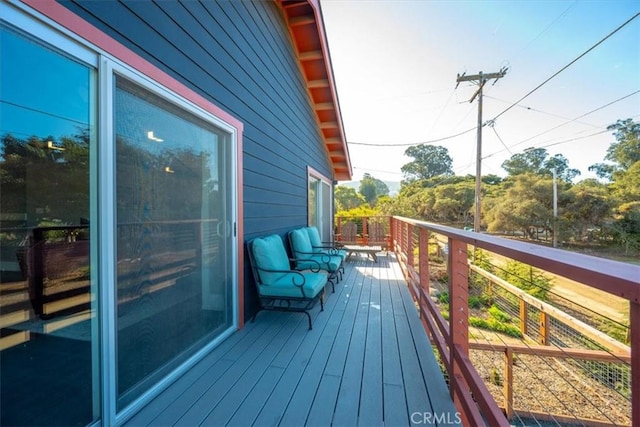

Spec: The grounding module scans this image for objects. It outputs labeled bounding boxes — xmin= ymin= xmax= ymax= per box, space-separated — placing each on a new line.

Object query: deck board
xmin=124 ymin=253 xmax=461 ymax=426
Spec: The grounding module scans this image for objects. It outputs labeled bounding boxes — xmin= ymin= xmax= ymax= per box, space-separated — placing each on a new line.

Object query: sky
xmin=320 ymin=0 xmax=640 ymax=184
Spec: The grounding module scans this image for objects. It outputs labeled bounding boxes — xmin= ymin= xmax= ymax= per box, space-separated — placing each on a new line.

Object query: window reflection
xmin=115 ymin=78 xmax=233 ymax=408
xmin=0 ymin=26 xmax=98 ymax=426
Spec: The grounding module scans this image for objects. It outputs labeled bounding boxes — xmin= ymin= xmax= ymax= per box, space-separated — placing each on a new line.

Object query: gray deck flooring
xmin=125 ymin=252 xmax=460 ymax=426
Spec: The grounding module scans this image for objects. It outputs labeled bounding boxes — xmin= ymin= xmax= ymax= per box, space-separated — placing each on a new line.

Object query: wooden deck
xmin=125 ymin=252 xmax=460 ymax=426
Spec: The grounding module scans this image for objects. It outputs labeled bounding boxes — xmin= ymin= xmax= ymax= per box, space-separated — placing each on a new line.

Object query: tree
xmin=605 ymin=118 xmax=640 ymax=171
xmin=484 ymin=173 xmax=568 ymax=239
xmin=359 ymin=173 xmax=389 ymax=206
xmin=611 ymin=202 xmax=640 ymax=255
xmin=611 ymin=161 xmax=640 ymax=203
xmin=502 ymin=147 xmax=580 ymax=181
xmin=401 ymin=144 xmax=453 ymax=183
xmin=335 ymin=185 xmax=365 ymax=211
xmin=588 ymin=119 xmax=640 ymax=181
xmin=564 ymin=180 xmax=612 ymax=241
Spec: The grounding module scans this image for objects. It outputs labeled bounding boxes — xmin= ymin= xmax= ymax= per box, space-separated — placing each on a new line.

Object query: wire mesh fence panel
xmin=463 ymin=256 xmax=631 ymax=426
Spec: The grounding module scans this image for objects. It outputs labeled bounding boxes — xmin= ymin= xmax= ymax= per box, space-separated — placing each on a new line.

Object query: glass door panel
xmin=114 ymin=77 xmax=234 ymax=408
xmin=0 ymin=25 xmax=99 ymax=426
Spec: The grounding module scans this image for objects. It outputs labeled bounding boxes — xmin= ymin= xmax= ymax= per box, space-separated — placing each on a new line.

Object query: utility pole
xmin=456 ymin=68 xmax=507 ymax=232
xmin=552 ymin=167 xmax=558 ymax=248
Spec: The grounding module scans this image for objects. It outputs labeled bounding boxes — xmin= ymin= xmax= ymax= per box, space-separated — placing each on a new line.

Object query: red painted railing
xmin=337 ymin=216 xmax=639 ymax=426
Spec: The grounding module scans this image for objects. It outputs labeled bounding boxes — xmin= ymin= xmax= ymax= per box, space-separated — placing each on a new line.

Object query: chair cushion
xmin=259 ymin=271 xmax=327 ymax=298
xmin=290 ymin=228 xmax=313 ymax=257
xmin=252 ymin=235 xmax=290 ymax=285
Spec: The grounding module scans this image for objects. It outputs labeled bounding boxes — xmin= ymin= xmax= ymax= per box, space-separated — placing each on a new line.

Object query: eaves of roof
xmin=277 ymin=0 xmax=352 ymax=181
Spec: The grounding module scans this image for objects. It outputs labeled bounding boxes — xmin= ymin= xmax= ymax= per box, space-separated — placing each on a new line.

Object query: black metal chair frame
xmin=247 ymin=238 xmax=326 ymax=330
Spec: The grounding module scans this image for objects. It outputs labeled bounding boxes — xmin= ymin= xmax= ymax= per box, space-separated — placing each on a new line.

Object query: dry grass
xmin=471 ymin=345 xmax=631 ymax=426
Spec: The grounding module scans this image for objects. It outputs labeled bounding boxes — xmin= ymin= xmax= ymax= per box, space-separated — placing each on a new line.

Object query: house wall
xmin=59 ymin=0 xmax=336 ymax=319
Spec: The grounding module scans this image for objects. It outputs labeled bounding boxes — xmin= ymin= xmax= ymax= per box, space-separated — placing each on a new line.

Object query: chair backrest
xmin=305 ymin=226 xmax=322 ymax=249
xmin=289 ymin=228 xmax=313 ymax=258
xmin=340 ymin=221 xmax=358 ymax=244
xmin=248 ymin=235 xmax=290 ymax=286
xmin=368 ymin=222 xmax=387 ymax=247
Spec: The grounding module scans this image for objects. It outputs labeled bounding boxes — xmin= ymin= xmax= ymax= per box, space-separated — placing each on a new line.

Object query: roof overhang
xmin=278 ymin=0 xmax=352 ymax=181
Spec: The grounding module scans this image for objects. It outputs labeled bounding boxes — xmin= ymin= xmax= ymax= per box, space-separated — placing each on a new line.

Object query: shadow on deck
xmin=125 ymin=252 xmax=460 ymax=426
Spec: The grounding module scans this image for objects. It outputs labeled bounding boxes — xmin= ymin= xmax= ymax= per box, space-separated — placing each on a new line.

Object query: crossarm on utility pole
xmin=455 ymin=68 xmax=507 ymax=232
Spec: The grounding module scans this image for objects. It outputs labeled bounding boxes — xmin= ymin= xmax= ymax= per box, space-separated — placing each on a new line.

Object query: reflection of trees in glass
xmin=116 ymin=137 xmax=214 ymax=222
xmin=0 ymin=129 xmax=89 ymax=226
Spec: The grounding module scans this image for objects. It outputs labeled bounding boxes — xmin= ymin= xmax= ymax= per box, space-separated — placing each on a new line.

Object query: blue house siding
xmin=60 ymin=0 xmax=335 ymax=319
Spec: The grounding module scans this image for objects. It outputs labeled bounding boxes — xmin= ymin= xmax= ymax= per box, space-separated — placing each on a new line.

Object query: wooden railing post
xmin=504 ymin=347 xmax=514 ymax=419
xmin=539 ymin=311 xmax=549 ymax=345
xmin=448 ymin=237 xmax=469 ymax=414
xmin=419 ymin=228 xmax=429 ymax=297
xmin=362 ymin=217 xmax=368 ymax=245
xmin=631 ymin=301 xmax=640 ymax=427
xmin=407 ymin=224 xmax=414 ymax=270
xmin=519 ymin=299 xmax=528 ymax=337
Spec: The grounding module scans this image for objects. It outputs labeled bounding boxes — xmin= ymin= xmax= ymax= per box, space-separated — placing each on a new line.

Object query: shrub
xmin=488 ymin=305 xmax=512 ymax=323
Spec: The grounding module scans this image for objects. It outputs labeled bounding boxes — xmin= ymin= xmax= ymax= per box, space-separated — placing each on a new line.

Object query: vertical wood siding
xmin=61 ymin=0 xmax=335 ymax=318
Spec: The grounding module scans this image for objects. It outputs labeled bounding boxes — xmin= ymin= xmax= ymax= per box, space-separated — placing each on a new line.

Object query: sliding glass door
xmin=1 ymin=5 xmax=238 ymax=423
xmin=308 ymin=169 xmax=333 ymax=242
xmin=0 ymin=24 xmax=99 ymax=425
xmin=114 ymin=76 xmax=235 ymax=409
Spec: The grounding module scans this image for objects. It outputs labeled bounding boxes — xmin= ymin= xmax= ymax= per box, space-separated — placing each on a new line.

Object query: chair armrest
xmin=292 ymin=251 xmax=333 ymax=264
xmin=289 ymin=257 xmax=322 ymax=273
xmin=255 ymin=266 xmax=306 ymax=287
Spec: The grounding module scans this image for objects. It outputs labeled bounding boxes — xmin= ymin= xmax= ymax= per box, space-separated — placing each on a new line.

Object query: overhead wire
xmin=483 ymin=90 xmax=640 ymax=158
xmin=489 ymin=12 xmax=640 ymax=123
xmin=347 ymin=126 xmax=476 ymax=147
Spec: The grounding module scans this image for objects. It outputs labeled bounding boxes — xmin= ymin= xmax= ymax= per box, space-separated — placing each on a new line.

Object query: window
xmin=308 ymin=167 xmax=334 ymax=242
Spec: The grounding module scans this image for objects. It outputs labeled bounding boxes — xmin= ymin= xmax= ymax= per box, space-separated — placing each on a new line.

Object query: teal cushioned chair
xmin=288 ymin=228 xmax=342 ymax=292
xmin=305 ymin=227 xmax=346 ymax=280
xmin=247 ymin=234 xmax=327 ymax=330
xmin=305 ymin=226 xmax=347 ymax=263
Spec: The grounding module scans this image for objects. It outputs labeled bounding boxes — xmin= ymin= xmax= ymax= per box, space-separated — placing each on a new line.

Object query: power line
xmin=486 ymin=89 xmax=640 ymax=156
xmin=347 ymin=126 xmax=476 ymax=147
xmin=484 ymin=95 xmax=601 ymax=128
xmin=490 ymin=11 xmax=640 ymax=123
xmin=510 ymin=0 xmax=578 ymax=61
xmin=0 ymin=99 xmax=89 ymax=127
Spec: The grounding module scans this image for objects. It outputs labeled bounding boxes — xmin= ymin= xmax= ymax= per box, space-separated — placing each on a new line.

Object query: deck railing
xmin=335 ymin=216 xmax=639 ymax=426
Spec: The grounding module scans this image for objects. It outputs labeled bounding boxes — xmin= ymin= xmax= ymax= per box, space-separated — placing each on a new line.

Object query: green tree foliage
xmin=359 ymin=173 xmax=389 ymax=206
xmin=501 ymin=147 xmax=580 ymax=182
xmin=335 ymin=185 xmax=365 ymax=211
xmin=484 ymin=173 xmax=569 ymax=239
xmin=611 ymin=161 xmax=640 ymax=203
xmin=611 ymin=202 xmax=640 ymax=255
xmin=564 ymin=180 xmax=612 ymax=241
xmin=589 ymin=119 xmax=640 ymax=181
xmin=605 ymin=119 xmax=640 ymax=171
xmin=401 ymin=144 xmax=453 ymax=183
xmin=0 ymin=131 xmax=90 ymax=225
